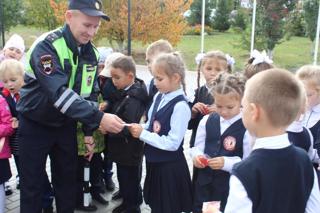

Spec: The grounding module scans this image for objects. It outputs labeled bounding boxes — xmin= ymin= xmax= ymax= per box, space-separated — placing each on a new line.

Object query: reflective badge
xmin=86 ymin=65 xmax=95 ymax=72
xmin=95 ymin=1 xmax=101 ymax=10
xmin=153 ymin=120 xmax=161 ymax=133
xmin=223 ymin=136 xmax=236 ymax=151
xmin=87 ymin=76 xmax=93 ymax=86
xmin=40 ymin=55 xmax=53 ymax=75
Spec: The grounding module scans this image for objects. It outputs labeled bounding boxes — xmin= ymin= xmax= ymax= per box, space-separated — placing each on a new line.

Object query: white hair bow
xmin=195 ymin=53 xmax=206 ymax=65
xmin=226 ymin=54 xmax=235 ymax=66
xmin=250 ymin=49 xmax=273 ymax=66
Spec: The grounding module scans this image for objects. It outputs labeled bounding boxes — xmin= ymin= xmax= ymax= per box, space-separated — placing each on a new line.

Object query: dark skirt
xmin=144 ymin=157 xmax=193 ymax=213
xmin=0 ymin=158 xmax=12 ymax=184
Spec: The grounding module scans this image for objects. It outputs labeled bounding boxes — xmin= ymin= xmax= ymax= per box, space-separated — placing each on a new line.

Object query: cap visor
xmin=80 ymin=8 xmax=110 ymax=21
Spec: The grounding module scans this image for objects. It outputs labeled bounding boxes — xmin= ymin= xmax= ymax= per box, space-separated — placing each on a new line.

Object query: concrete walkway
xmin=5 ymin=65 xmax=200 ymax=213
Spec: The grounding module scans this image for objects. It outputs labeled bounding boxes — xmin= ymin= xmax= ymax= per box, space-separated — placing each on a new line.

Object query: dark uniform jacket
xmin=107 ymin=78 xmax=148 ymax=166
xmin=17 ymin=25 xmax=103 ymax=135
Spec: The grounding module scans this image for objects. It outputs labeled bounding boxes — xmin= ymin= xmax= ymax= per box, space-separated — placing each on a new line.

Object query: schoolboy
xmin=225 ymin=69 xmax=320 ymax=212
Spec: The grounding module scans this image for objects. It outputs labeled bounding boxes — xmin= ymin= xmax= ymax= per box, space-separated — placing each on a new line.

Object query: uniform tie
xmin=14 ymin=93 xmax=20 ymax=102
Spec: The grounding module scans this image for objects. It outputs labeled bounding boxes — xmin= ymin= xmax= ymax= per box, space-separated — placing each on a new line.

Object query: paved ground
xmin=4 ymin=65 xmax=202 ymax=213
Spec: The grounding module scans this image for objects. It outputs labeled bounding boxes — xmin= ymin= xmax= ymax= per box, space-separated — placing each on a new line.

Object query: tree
xmin=0 ymin=0 xmax=23 ymax=32
xmin=212 ymin=0 xmax=232 ymax=31
xmin=187 ymin=0 xmax=215 ymax=26
xmin=304 ymin=0 xmax=319 ymax=42
xmin=24 ymin=0 xmax=59 ymax=30
xmin=238 ymin=0 xmax=298 ymax=58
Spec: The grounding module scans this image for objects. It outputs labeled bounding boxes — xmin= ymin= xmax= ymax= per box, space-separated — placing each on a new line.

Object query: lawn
xmin=6 ymin=25 xmax=318 ymax=72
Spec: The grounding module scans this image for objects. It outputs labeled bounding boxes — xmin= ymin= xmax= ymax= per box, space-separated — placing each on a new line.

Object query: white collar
xmin=253 ymin=134 xmax=290 ymax=150
xmin=311 ymin=104 xmax=320 ymax=113
xmin=287 ymin=120 xmax=303 ymax=133
xmin=220 ymin=113 xmax=242 ymax=124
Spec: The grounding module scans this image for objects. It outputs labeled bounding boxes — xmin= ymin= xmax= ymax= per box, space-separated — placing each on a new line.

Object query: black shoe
xmin=105 ymin=178 xmax=115 ymax=191
xmin=91 ymin=192 xmax=109 ymax=205
xmin=75 ymin=204 xmax=97 ymax=212
xmin=5 ymin=185 xmax=13 ymax=196
xmin=112 ymin=203 xmax=126 ymax=213
xmin=111 ymin=190 xmax=122 ymax=200
xmin=42 ymin=206 xmax=53 ymax=213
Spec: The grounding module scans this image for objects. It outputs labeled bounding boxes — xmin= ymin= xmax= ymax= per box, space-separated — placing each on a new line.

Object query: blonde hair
xmin=153 ymin=52 xmax=187 ymax=94
xmin=244 ymin=58 xmax=274 ymax=79
xmin=146 ymin=39 xmax=173 ymax=58
xmin=197 ymin=50 xmax=231 ymax=88
xmin=246 ymin=68 xmax=303 ymax=127
xmin=211 ymin=72 xmax=246 ymax=100
xmin=296 ymin=65 xmax=320 ymax=90
xmin=0 ymin=59 xmax=24 ymax=81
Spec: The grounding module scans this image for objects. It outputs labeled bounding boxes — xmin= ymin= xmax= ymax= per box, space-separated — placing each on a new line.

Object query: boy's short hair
xmin=0 ymin=59 xmax=24 ymax=81
xmin=111 ymin=56 xmax=136 ymax=76
xmin=245 ymin=68 xmax=303 ymax=127
xmin=296 ymin=65 xmax=320 ymax=89
xmin=146 ymin=39 xmax=173 ymax=57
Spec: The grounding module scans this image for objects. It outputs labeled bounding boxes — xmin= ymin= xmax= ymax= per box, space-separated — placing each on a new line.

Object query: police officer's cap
xmin=68 ymin=0 xmax=110 ymax=21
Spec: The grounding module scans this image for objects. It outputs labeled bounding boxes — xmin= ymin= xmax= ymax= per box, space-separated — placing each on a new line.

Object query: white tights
xmin=0 ymin=184 xmax=4 ymax=213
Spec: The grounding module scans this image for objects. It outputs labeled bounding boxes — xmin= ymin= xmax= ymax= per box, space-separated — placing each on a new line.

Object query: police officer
xmin=17 ymin=0 xmax=124 ymax=212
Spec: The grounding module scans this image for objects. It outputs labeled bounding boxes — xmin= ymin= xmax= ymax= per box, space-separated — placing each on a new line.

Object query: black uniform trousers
xmin=19 ymin=116 xmax=78 ymax=213
xmin=117 ymin=163 xmax=143 ymax=213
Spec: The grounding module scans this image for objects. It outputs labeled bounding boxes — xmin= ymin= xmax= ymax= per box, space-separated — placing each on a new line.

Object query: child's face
xmin=303 ymin=80 xmax=320 ymax=109
xmin=110 ymin=67 xmax=134 ymax=90
xmin=4 ymin=47 xmax=23 ymax=61
xmin=202 ymin=58 xmax=228 ymax=86
xmin=214 ymin=92 xmax=241 ymax=120
xmin=146 ymin=52 xmax=156 ymax=74
xmin=2 ymin=72 xmax=24 ymax=94
xmin=153 ymin=65 xmax=180 ymax=93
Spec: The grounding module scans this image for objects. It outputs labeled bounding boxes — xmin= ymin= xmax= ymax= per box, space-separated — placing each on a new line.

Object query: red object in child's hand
xmin=203 ymin=105 xmax=209 ymax=115
xmin=199 ymin=156 xmax=208 ymax=166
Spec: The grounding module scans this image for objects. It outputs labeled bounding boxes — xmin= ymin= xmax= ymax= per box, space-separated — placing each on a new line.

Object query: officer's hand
xmin=100 ymin=113 xmax=124 ymax=133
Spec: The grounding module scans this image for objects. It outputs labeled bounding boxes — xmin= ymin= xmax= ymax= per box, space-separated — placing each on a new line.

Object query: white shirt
xmin=189 ymin=113 xmax=251 ymax=173
xmin=224 ymin=134 xmax=320 ymax=213
xmin=302 ymin=104 xmax=320 ymax=128
xmin=140 ymin=88 xmax=191 ymax=151
xmin=287 ymin=120 xmax=320 ymax=163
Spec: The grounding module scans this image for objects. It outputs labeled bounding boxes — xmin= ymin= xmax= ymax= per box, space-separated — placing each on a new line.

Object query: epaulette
xmin=45 ymin=29 xmax=63 ymax=43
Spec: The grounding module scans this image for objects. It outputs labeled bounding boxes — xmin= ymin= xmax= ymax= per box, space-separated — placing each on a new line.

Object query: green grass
xmin=7 ymin=25 xmax=318 ymax=72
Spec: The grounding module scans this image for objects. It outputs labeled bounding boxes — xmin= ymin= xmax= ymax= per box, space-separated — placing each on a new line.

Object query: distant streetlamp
xmin=250 ymin=0 xmax=257 ymax=55
xmin=314 ymin=2 xmax=320 ymax=65
xmin=127 ymin=0 xmax=131 ymax=56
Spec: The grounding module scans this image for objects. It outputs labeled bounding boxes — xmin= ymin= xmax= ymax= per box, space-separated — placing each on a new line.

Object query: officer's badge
xmin=153 ymin=120 xmax=161 ymax=133
xmin=87 ymin=76 xmax=93 ymax=86
xmin=223 ymin=136 xmax=236 ymax=151
xmin=40 ymin=55 xmax=53 ymax=75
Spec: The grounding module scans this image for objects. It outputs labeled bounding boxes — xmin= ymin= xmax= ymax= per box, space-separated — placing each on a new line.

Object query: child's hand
xmin=99 ymin=102 xmax=108 ymax=111
xmin=11 ymin=117 xmax=19 ymax=129
xmin=84 ymin=136 xmax=95 ymax=161
xmin=193 ymin=155 xmax=207 ymax=168
xmin=128 ymin=124 xmax=143 ymax=138
xmin=207 ymin=104 xmax=216 ymax=114
xmin=208 ymin=157 xmax=224 ymax=170
xmin=192 ymin=102 xmax=209 ymax=117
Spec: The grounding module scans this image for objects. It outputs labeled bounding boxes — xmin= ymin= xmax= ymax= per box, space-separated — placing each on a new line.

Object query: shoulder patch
xmin=40 ymin=55 xmax=54 ymax=75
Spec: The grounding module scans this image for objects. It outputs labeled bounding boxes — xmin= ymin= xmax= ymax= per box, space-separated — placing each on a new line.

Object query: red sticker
xmin=199 ymin=156 xmax=208 ymax=166
xmin=223 ymin=136 xmax=236 ymax=151
xmin=40 ymin=55 xmax=53 ymax=75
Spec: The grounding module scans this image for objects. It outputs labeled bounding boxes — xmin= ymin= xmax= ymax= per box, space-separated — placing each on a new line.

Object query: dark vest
xmin=233 ymin=146 xmax=314 ymax=213
xmin=287 ymin=127 xmax=311 ymax=152
xmin=309 ymin=120 xmax=320 ymax=153
xmin=197 ymin=113 xmax=245 ymax=187
xmin=144 ymin=95 xmax=187 ymax=162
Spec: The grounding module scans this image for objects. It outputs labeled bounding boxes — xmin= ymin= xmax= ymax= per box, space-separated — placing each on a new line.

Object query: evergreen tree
xmin=187 ymin=0 xmax=215 ymax=26
xmin=304 ymin=0 xmax=319 ymax=41
xmin=213 ymin=0 xmax=232 ymax=31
